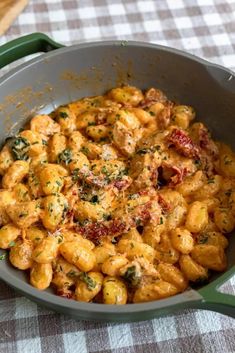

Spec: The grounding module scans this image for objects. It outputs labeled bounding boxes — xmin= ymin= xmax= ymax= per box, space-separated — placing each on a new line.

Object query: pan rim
xmin=0 ymin=39 xmax=234 ymax=85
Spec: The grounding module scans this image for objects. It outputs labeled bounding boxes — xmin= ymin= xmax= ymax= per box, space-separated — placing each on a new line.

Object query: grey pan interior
xmin=0 ymin=41 xmax=235 ymax=322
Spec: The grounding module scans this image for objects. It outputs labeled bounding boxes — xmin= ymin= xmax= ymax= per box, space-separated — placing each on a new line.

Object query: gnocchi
xmin=0 ymin=85 xmax=233 ymax=304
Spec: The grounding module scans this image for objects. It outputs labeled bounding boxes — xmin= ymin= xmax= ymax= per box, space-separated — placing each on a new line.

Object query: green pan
xmin=0 ymin=33 xmax=234 ymax=322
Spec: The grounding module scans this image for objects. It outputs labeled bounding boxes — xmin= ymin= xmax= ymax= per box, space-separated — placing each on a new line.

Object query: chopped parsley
xmin=136 ymin=145 xmax=161 ymax=155
xmin=71 ymin=168 xmax=80 ymax=182
xmin=19 ymin=212 xmax=28 ymax=218
xmin=100 ymin=137 xmax=109 ymax=143
xmin=136 ymin=148 xmax=149 ymax=155
xmin=67 ymin=270 xmax=79 ymax=278
xmin=80 ymin=146 xmax=89 ymax=155
xmin=128 ymin=194 xmax=138 ymax=200
xmin=62 ymin=203 xmax=69 ymax=220
xmin=198 ymin=234 xmax=209 ymax=244
xmin=10 ymin=136 xmax=29 ymax=161
xmin=79 ymin=272 xmax=96 ymax=290
xmin=103 ymin=213 xmax=112 ymax=221
xmin=101 ymin=166 xmax=110 ymax=176
xmin=48 ymin=202 xmax=54 ymax=214
xmin=117 ymin=168 xmax=129 ymax=179
xmin=9 ymin=241 xmax=16 ymax=247
xmin=59 ymin=111 xmax=68 ymax=119
xmin=90 ymin=195 xmax=99 ymax=204
xmin=111 ymin=236 xmax=118 ymax=244
xmin=135 ymin=218 xmax=142 ymax=227
xmin=90 ymin=98 xmax=100 ymax=107
xmin=57 ymin=235 xmax=63 ymax=244
xmin=57 ymin=148 xmax=72 ymax=165
xmin=122 ymin=266 xmax=140 ymax=287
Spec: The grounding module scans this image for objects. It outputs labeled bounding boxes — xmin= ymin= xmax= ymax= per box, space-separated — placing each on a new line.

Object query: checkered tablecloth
xmin=1 ymin=0 xmax=235 ymax=352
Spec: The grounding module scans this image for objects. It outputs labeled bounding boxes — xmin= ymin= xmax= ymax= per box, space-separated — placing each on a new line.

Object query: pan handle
xmin=0 ymin=32 xmax=64 ymax=69
xmin=198 ymin=265 xmax=235 ymax=317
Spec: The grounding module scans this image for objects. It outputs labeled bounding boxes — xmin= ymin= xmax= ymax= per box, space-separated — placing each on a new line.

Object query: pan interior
xmin=0 ymin=42 xmax=235 ymax=294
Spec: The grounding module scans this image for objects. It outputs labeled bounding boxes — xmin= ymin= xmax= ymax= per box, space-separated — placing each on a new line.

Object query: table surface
xmin=1 ymin=1 xmax=235 ymax=352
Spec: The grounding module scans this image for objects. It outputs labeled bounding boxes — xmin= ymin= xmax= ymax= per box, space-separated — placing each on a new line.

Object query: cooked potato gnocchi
xmin=0 ymin=85 xmax=233 ymax=304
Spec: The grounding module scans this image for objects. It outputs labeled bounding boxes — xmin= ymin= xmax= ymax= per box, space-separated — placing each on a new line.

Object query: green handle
xmin=198 ymin=266 xmax=235 ymax=317
xmin=0 ymin=32 xmax=64 ymax=69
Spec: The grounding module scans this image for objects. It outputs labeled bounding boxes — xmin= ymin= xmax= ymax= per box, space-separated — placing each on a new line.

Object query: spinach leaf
xmin=57 ymin=148 xmax=72 ymax=165
xmin=79 ymin=272 xmax=96 ymax=291
xmin=10 ymin=136 xmax=29 ymax=160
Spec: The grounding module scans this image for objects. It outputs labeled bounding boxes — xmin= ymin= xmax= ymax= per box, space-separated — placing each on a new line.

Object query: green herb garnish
xmin=59 ymin=111 xmax=68 ymax=119
xmin=116 ymin=168 xmax=129 ymax=179
xmin=136 ymin=145 xmax=161 ymax=155
xmin=198 ymin=234 xmax=209 ymax=244
xmin=90 ymin=195 xmax=99 ymax=204
xmin=57 ymin=148 xmax=72 ymax=165
xmin=80 ymin=272 xmax=96 ymax=290
xmin=19 ymin=212 xmax=28 ymax=218
xmin=67 ymin=270 xmax=79 ymax=278
xmin=10 ymin=136 xmax=29 ymax=161
xmin=57 ymin=236 xmax=63 ymax=244
xmin=72 ymin=168 xmax=80 ymax=182
xmin=101 ymin=166 xmax=110 ymax=176
xmin=122 ymin=266 xmax=140 ymax=287
xmin=80 ymin=146 xmax=89 ymax=155
xmin=103 ymin=213 xmax=112 ymax=221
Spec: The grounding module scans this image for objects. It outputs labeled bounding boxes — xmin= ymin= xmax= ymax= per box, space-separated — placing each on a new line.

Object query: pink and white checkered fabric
xmin=0 ymin=1 xmax=235 ymax=353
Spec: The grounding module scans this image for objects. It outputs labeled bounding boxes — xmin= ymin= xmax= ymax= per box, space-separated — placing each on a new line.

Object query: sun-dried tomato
xmin=57 ymin=289 xmax=73 ymax=299
xmin=112 ymin=178 xmax=131 ymax=191
xmin=158 ymin=194 xmax=171 ymax=213
xmin=169 ymin=166 xmax=188 ymax=186
xmin=157 ymin=103 xmax=173 ymax=129
xmin=198 ymin=126 xmax=218 ymax=157
xmin=168 ymin=128 xmax=200 ymax=159
xmin=77 ymin=219 xmax=126 ymax=243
